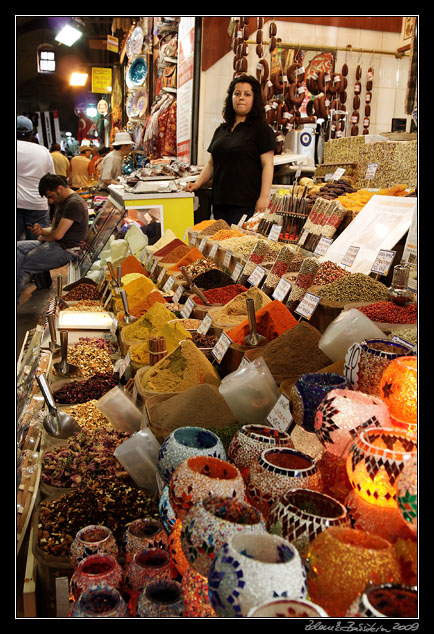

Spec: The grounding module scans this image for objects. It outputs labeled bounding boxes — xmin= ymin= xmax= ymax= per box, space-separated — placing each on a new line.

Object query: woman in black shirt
xmin=186 ymin=74 xmax=276 ymax=226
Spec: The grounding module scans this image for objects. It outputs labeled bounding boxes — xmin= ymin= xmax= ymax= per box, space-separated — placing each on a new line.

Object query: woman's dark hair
xmin=222 ymin=74 xmax=265 ymax=126
xmin=38 ymin=173 xmax=67 ymax=196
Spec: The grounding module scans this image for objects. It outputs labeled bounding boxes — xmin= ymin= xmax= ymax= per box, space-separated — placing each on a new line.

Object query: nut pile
xmin=317 ymin=272 xmax=389 ymax=303
xmin=37 ymin=479 xmax=160 ymax=558
xmin=63 ymin=300 xmax=105 ymax=312
xmin=64 ymin=343 xmax=114 ymax=377
xmin=53 ymin=372 xmax=120 ymax=404
xmin=63 ymin=400 xmax=112 ymax=432
xmin=63 ymin=283 xmax=100 ymax=301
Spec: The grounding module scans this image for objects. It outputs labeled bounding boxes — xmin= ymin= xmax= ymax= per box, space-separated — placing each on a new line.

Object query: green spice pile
xmin=37 ymin=480 xmax=160 ymax=558
xmin=317 ymin=272 xmax=389 ymax=303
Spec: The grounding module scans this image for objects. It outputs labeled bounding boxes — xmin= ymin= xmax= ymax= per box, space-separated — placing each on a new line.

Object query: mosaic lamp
xmin=379 ymin=356 xmax=417 ymax=436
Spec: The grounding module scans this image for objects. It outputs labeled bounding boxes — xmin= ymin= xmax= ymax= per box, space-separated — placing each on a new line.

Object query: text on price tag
xmin=272 ymin=277 xmax=292 ymax=302
xmin=247 ymin=265 xmax=266 ymax=287
xmin=163 ymin=276 xmax=176 ymax=293
xmin=197 ymin=312 xmax=212 ymax=335
xmin=180 ymin=296 xmax=195 ymax=319
xmin=266 ymin=393 xmax=293 ymax=431
xmin=232 ymin=262 xmax=244 ymax=282
xmin=371 ymin=249 xmax=396 ymax=276
xmin=341 ymin=245 xmax=360 ymax=269
xmin=294 ymin=292 xmax=321 ymax=320
xmin=211 ymin=332 xmax=232 ymax=363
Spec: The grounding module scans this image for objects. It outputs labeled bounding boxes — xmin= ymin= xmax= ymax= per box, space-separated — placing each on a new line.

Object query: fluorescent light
xmin=55 ymin=24 xmax=82 ymax=46
xmin=70 ymin=72 xmax=88 ymax=86
xmin=86 ymin=106 xmax=97 ymax=117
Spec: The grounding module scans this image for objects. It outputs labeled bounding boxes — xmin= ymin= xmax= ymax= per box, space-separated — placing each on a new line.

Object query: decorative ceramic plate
xmin=126 ymin=25 xmax=144 ymax=60
xmin=131 ymin=87 xmax=148 ymax=119
xmin=126 ymin=56 xmax=148 ymax=89
xmin=126 ymin=91 xmax=135 ymax=119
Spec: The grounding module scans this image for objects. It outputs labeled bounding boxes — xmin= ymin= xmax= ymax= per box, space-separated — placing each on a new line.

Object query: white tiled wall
xmin=197 ymin=20 xmax=412 ymax=165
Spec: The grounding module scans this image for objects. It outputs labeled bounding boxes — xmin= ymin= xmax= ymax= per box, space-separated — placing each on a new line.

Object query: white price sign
xmin=371 ymin=249 xmax=396 ymax=276
xmin=197 ymin=312 xmax=212 ymax=335
xmin=268 ymin=224 xmax=281 ymax=242
xmin=211 ymin=332 xmax=232 ymax=363
xmin=314 ymin=236 xmax=333 ymax=256
xmin=140 ymin=248 xmax=148 ymax=262
xmin=272 ymin=277 xmax=292 ymax=302
xmin=150 ymin=260 xmax=158 ymax=276
xmin=190 ymin=231 xmax=198 ymax=246
xmin=180 ymin=296 xmax=195 ymax=319
xmin=247 ymin=265 xmax=266 ymax=287
xmin=163 ymin=275 xmax=176 ymax=293
xmin=341 ymin=245 xmax=360 ymax=269
xmin=266 ymin=393 xmax=293 ymax=431
xmin=209 ymin=243 xmax=219 ymax=259
xmin=332 ymin=167 xmax=346 ymax=181
xmin=198 ymin=238 xmax=207 ymax=253
xmin=237 ymin=214 xmax=248 ymax=227
xmin=294 ymin=292 xmax=321 ymax=320
xmin=146 ymin=254 xmax=154 ymax=271
xmin=223 ymin=250 xmax=232 ymax=269
xmin=172 ymin=284 xmax=184 ymax=303
xmin=298 ymin=229 xmax=309 ymax=246
xmin=157 ymin=268 xmax=166 ymax=285
xmin=232 ymin=262 xmax=244 ymax=282
xmin=365 ymin=163 xmax=378 ymax=180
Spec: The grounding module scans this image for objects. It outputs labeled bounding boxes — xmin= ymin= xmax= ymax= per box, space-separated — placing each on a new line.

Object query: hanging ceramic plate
xmin=126 ymin=91 xmax=135 ymax=119
xmin=126 ymin=25 xmax=144 ymax=60
xmin=131 ymin=88 xmax=148 ymax=119
xmin=126 ymin=56 xmax=148 ymax=89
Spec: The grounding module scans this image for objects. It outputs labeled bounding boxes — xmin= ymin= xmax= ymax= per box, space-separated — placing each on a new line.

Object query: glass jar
xmin=70 ymin=553 xmax=124 ymax=601
xmin=122 ymin=517 xmax=168 ymax=563
xmin=228 ymin=424 xmax=293 ymax=480
xmin=346 ymin=583 xmax=417 ymax=618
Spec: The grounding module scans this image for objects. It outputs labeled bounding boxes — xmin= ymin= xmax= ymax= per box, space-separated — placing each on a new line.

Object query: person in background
xmin=68 ymin=145 xmax=93 ymax=190
xmin=49 ymin=143 xmax=70 ymax=180
xmin=17 ymin=115 xmax=54 ymax=240
xmin=16 ymin=174 xmax=88 ymax=305
xmin=98 ymin=132 xmax=135 ymax=191
xmin=185 ymin=74 xmax=276 ymax=226
xmin=88 ymin=146 xmax=110 ymax=182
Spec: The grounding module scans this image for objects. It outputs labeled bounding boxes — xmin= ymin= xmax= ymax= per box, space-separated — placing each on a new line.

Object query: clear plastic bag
xmin=318 ymin=308 xmax=384 ymax=362
xmin=114 ymin=428 xmax=160 ymax=494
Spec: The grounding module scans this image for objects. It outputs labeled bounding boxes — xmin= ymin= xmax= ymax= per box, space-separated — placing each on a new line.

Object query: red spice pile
xmin=193 ymin=284 xmax=248 ymax=306
xmin=154 ymin=238 xmax=186 ymax=258
xmin=226 ymin=299 xmax=298 ymax=345
xmin=121 ymin=255 xmax=148 ymax=277
xmin=357 ymin=301 xmax=417 ymax=324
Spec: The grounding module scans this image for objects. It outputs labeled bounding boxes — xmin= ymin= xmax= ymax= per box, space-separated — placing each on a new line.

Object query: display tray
xmin=57 ymin=310 xmax=115 ymax=331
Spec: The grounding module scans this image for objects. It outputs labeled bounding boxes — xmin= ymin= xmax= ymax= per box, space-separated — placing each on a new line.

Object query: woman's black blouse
xmin=207 ymin=118 xmax=276 ymax=207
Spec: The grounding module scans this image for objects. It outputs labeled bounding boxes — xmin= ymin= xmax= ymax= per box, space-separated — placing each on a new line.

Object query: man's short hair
xmin=38 ymin=173 xmax=67 ymax=196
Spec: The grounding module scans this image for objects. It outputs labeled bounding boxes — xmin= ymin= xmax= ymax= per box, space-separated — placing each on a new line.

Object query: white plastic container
xmin=318 ymin=308 xmax=385 ymax=362
xmin=97 ymin=385 xmax=143 ymax=433
xmin=114 ymin=428 xmax=161 ymax=494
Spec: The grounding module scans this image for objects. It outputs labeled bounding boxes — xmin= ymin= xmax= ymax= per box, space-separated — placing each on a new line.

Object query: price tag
xmin=332 ymin=167 xmax=345 ymax=181
xmin=157 ymin=268 xmax=166 ymax=285
xmin=198 ymin=238 xmax=207 ymax=253
xmin=209 ymin=242 xmax=219 ymax=259
xmin=172 ymin=284 xmax=184 ymax=303
xmin=237 ymin=214 xmax=248 ymax=227
xmin=197 ymin=312 xmax=212 ymax=335
xmin=294 ymin=292 xmax=321 ymax=320
xmin=163 ymin=275 xmax=176 ymax=293
xmin=103 ymin=292 xmax=112 ymax=310
xmin=190 ymin=231 xmax=198 ymax=246
xmin=268 ymin=223 xmax=281 ymax=242
xmin=238 ymin=355 xmax=251 ymax=368
xmin=341 ymin=245 xmax=360 ymax=269
xmin=314 ymin=236 xmax=333 ymax=256
xmin=139 ymin=247 xmax=148 ymax=262
xmin=247 ymin=265 xmax=266 ymax=287
xmin=211 ymin=332 xmax=232 ymax=363
xmin=145 ymin=253 xmax=154 ymax=271
xmin=272 ymin=277 xmax=292 ymax=302
xmin=223 ymin=250 xmax=232 ymax=269
xmin=266 ymin=393 xmax=293 ymax=432
xmin=298 ymin=229 xmax=309 ymax=246
xmin=232 ymin=262 xmax=244 ymax=282
xmin=365 ymin=163 xmax=378 ymax=180
xmin=150 ymin=260 xmax=158 ymax=276
xmin=180 ymin=296 xmax=195 ymax=319
xmin=371 ymin=249 xmax=396 ymax=276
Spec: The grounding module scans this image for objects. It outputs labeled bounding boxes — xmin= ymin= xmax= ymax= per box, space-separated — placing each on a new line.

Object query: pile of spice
xmin=288 ymin=257 xmax=320 ymax=303
xmin=192 ymin=284 xmax=248 ymax=306
xmin=218 ymin=235 xmax=259 ymax=258
xmin=169 ymin=247 xmax=205 ymax=272
xmin=53 ymin=372 xmax=120 ymax=404
xmin=357 ymin=301 xmax=417 ymax=324
xmin=153 ymin=238 xmax=186 ymax=258
xmin=262 ymin=245 xmax=297 ymax=292
xmin=150 ymin=383 xmax=237 ymax=435
xmin=121 ymin=254 xmax=147 ymax=277
xmin=63 ymin=343 xmax=114 ymax=377
xmin=197 ymin=219 xmax=231 ymax=236
xmin=209 ymin=228 xmax=245 ymax=241
xmin=140 ymin=339 xmax=221 ymax=394
xmin=160 ymin=244 xmax=191 ymax=263
xmin=74 ymin=336 xmax=118 ymax=355
xmin=191 ymin=219 xmax=217 ymax=232
xmin=185 ymin=257 xmax=221 ymax=279
xmin=122 ymin=302 xmax=175 ymax=343
xmin=192 ymin=268 xmax=234 ymax=290
xmin=115 ymin=274 xmax=157 ymax=310
xmin=36 ymin=480 xmax=160 ymax=558
xmin=226 ymin=299 xmax=298 ymax=345
xmin=211 ymin=287 xmax=272 ymax=327
xmin=312 ymin=261 xmax=352 ymax=286
xmin=388 ymin=326 xmax=417 ymax=346
xmin=190 ymin=331 xmax=218 ymax=349
xmin=130 ymin=320 xmax=192 ymax=367
xmin=118 ymin=290 xmax=167 ymax=321
xmin=63 ymin=400 xmax=112 ymax=432
xmin=317 ymin=272 xmax=389 ymax=303
xmin=245 ymin=321 xmax=332 ymax=383
xmin=63 ymin=301 xmax=105 ymax=313
xmin=63 ymin=282 xmax=100 ymax=301
xmin=41 ymin=428 xmax=131 ymax=489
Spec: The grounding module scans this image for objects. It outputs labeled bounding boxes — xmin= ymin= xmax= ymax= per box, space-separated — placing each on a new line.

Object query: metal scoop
xmin=36 ymin=373 xmax=81 ymax=439
xmin=54 ymin=330 xmax=80 ymax=377
xmin=56 ymin=274 xmax=69 ymax=310
xmin=47 ymin=313 xmax=61 ymax=354
xmin=107 ymin=262 xmax=122 ymax=297
xmin=180 ymin=266 xmax=211 ymax=306
xmin=120 ymin=288 xmax=137 ymax=324
xmin=243 ymin=298 xmax=267 ymax=346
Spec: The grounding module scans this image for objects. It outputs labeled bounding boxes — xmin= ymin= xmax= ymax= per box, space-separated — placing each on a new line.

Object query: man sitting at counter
xmin=16 ymin=173 xmax=88 ymax=305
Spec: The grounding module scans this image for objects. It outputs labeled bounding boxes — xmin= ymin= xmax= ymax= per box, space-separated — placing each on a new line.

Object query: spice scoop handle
xmin=192 ymin=284 xmax=211 ymax=306
xmin=35 ymin=372 xmax=57 ymax=416
xmin=180 ymin=266 xmax=193 ymax=288
xmin=107 ymin=261 xmax=116 ymax=281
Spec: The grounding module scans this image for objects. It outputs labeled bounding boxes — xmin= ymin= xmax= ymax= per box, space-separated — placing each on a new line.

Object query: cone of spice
xmin=118 ymin=291 xmax=167 ymax=321
xmin=190 ymin=219 xmax=217 ymax=232
xmin=121 ymin=255 xmax=148 ymax=277
xmin=160 ymin=244 xmax=191 ymax=264
xmin=226 ymin=300 xmax=298 ymax=345
xmin=211 ymin=287 xmax=272 ymax=328
xmin=153 ymin=238 xmax=186 ymax=258
xmin=192 ymin=284 xmax=248 ymax=306
xmin=169 ymin=247 xmax=205 ymax=272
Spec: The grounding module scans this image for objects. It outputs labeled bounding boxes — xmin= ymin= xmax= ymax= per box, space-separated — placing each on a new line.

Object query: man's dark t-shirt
xmin=52 ymin=192 xmax=88 ymax=249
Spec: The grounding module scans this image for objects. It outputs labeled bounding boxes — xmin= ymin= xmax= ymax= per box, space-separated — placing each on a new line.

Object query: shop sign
xmin=91 ymin=67 xmax=112 ymax=94
xmin=107 ymin=35 xmax=119 ymax=53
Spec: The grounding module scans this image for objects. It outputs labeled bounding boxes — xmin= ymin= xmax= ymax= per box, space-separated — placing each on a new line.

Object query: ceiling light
xmin=70 ymin=72 xmax=88 ymax=86
xmin=55 ymin=24 xmax=82 ymax=46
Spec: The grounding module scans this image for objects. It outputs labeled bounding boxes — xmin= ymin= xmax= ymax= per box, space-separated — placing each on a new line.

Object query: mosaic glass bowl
xmin=208 ymin=532 xmax=307 ymax=618
xmin=379 ymin=356 xmax=417 ymax=435
xmin=227 ymin=424 xmax=293 ymax=479
xmin=267 ymin=488 xmax=350 ymax=559
xmin=70 ymin=525 xmax=118 ymax=568
xmin=121 ymin=517 xmax=168 ymax=563
xmin=246 ymin=447 xmax=322 ymax=519
xmin=169 ymin=455 xmax=245 ymax=522
xmin=346 ymin=427 xmax=417 ymax=508
xmin=306 ymin=526 xmax=402 ymax=617
xmin=137 ymin=579 xmax=184 ymax=618
xmin=167 ymin=518 xmax=189 ymax=577
xmin=158 ymin=485 xmax=177 ymax=534
xmin=158 ymin=426 xmax=226 ymax=486
xmin=396 ymin=452 xmax=417 ymax=534
xmin=180 ymin=495 xmax=266 ymax=576
xmin=181 ymin=564 xmax=216 ymax=618
xmin=125 ymin=547 xmax=172 ymax=593
xmin=70 ymin=586 xmax=129 ymax=618
xmin=346 ymin=583 xmax=417 ymax=618
xmin=247 ymin=598 xmax=328 ymax=618
xmin=70 ymin=553 xmax=123 ymax=601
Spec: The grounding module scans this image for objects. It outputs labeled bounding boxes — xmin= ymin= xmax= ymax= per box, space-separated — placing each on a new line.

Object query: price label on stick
xmin=332 ymin=167 xmax=346 ymax=181
xmin=247 ymin=265 xmax=266 ymax=287
xmin=190 ymin=231 xmax=198 ymax=246
xmin=163 ymin=275 xmax=176 ymax=293
xmin=341 ymin=245 xmax=360 ymax=269
xmin=157 ymin=268 xmax=165 ymax=286
xmin=272 ymin=277 xmax=292 ymax=302
xmin=314 ymin=236 xmax=333 ymax=257
xmin=365 ymin=163 xmax=378 ymax=180
xmin=223 ymin=250 xmax=232 ymax=269
xmin=197 ymin=312 xmax=212 ymax=335
xmin=180 ymin=296 xmax=195 ymax=319
xmin=198 ymin=238 xmax=207 ymax=253
xmin=268 ymin=223 xmax=281 ymax=242
xmin=211 ymin=332 xmax=232 ymax=363
xmin=145 ymin=253 xmax=154 ymax=271
xmin=172 ymin=284 xmax=184 ymax=303
xmin=266 ymin=393 xmax=293 ymax=432
xmin=232 ymin=262 xmax=243 ymax=282
xmin=371 ymin=249 xmax=396 ymax=276
xmin=209 ymin=243 xmax=219 ymax=259
xmin=150 ymin=260 xmax=158 ymax=276
xmin=294 ymin=292 xmax=321 ymax=320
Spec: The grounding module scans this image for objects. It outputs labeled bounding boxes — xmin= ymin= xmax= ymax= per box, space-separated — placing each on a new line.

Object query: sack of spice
xmin=139 ymin=339 xmax=221 ymax=396
xmin=225 ymin=300 xmax=298 ymax=345
xmin=121 ymin=302 xmax=175 ymax=346
xmin=169 ymin=247 xmax=205 ymax=272
xmin=244 ymin=321 xmax=332 ymax=385
xmin=211 ymin=287 xmax=272 ymax=328
xmin=130 ymin=320 xmax=192 ymax=367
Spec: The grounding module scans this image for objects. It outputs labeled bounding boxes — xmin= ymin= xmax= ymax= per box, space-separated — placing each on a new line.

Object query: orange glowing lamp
xmin=379 ymin=356 xmax=417 ymax=435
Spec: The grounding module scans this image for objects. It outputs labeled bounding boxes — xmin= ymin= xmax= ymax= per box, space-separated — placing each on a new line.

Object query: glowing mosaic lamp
xmin=396 ymin=452 xmax=417 ymax=534
xmin=379 ymin=356 xmax=417 ymax=436
xmin=181 ymin=564 xmax=216 ymax=617
xmin=346 ymin=428 xmax=417 ymax=509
